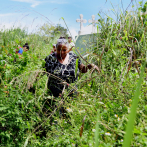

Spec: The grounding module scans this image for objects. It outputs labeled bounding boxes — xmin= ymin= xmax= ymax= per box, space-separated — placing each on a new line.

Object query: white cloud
xmin=12 ymin=0 xmax=42 ymax=8
xmin=0 ymin=20 xmax=42 ymax=34
xmin=0 ymin=13 xmax=17 ymax=17
xmin=0 ymin=22 xmax=26 ymax=31
xmin=0 ymin=12 xmax=44 ymax=33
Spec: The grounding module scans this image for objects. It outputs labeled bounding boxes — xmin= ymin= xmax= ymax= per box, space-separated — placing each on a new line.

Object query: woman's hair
xmin=23 ymin=43 xmax=29 ymax=50
xmin=56 ymin=39 xmax=69 ymax=49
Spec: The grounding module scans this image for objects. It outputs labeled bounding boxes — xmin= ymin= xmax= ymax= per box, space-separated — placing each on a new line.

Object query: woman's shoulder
xmin=69 ymin=52 xmax=82 ymax=66
xmin=69 ymin=52 xmax=79 ymax=58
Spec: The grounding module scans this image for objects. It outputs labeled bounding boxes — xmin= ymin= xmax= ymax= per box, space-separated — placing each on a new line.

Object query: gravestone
xmin=75 ymin=33 xmax=97 ymax=56
xmin=75 ymin=14 xmax=99 ymax=56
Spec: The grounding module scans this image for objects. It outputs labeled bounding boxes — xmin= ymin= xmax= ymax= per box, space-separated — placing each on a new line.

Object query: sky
xmin=0 ymin=0 xmax=144 ymax=39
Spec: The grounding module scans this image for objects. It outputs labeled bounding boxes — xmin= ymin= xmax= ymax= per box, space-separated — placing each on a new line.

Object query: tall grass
xmin=95 ymin=110 xmax=100 ymax=147
xmin=0 ymin=1 xmax=147 ymax=146
xmin=123 ymin=64 xmax=145 ymax=147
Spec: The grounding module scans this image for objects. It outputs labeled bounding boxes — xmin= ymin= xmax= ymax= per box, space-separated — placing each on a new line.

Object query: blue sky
xmin=0 ymin=0 xmax=144 ymax=38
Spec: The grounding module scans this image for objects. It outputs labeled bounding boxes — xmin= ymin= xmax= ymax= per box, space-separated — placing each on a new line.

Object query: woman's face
xmin=56 ymin=44 xmax=68 ymax=59
xmin=68 ymin=37 xmax=72 ymax=43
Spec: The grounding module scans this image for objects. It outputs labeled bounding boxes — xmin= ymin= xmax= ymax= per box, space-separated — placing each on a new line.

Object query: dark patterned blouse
xmin=45 ymin=52 xmax=82 ymax=97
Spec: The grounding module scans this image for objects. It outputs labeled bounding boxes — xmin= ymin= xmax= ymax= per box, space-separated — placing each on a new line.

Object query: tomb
xmin=75 ymin=14 xmax=99 ymax=56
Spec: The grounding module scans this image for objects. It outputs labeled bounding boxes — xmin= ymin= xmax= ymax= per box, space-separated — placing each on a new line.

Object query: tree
xmin=39 ymin=23 xmax=68 ymax=39
xmin=53 ymin=24 xmax=68 ymax=37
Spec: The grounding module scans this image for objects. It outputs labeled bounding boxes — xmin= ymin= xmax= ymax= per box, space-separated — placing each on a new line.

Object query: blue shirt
xmin=18 ymin=48 xmax=23 ymax=54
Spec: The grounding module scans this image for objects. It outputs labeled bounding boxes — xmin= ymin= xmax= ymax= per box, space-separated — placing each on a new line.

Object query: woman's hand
xmin=79 ymin=63 xmax=100 ymax=73
xmin=89 ymin=64 xmax=100 ymax=73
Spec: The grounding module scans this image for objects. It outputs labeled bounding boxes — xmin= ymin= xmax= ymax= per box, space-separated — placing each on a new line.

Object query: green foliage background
xmin=0 ymin=2 xmax=147 ymax=147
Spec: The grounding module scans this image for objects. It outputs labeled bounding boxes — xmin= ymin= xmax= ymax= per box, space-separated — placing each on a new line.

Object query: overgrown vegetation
xmin=0 ymin=2 xmax=147 ymax=147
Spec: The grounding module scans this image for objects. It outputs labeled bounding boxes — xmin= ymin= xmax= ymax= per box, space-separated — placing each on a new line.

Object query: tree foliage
xmin=38 ymin=23 xmax=68 ymax=43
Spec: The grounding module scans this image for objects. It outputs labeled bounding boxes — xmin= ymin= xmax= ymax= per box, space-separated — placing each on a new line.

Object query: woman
xmin=45 ymin=39 xmax=98 ymax=97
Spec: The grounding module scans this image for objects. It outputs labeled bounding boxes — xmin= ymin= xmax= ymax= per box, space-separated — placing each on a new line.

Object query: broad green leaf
xmin=122 ymin=64 xmax=145 ymax=147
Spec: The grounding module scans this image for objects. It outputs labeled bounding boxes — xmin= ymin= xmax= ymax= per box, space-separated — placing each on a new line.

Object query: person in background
xmin=15 ymin=46 xmax=23 ymax=54
xmin=50 ymin=44 xmax=56 ymax=54
xmin=59 ymin=36 xmax=65 ymax=39
xmin=68 ymin=36 xmax=75 ymax=53
xmin=16 ymin=43 xmax=29 ymax=55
